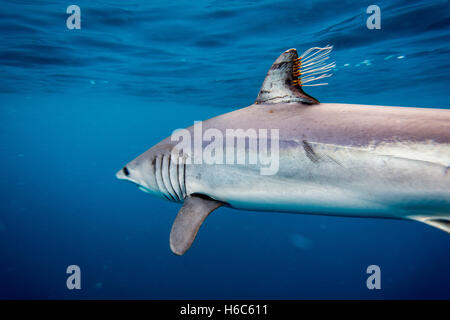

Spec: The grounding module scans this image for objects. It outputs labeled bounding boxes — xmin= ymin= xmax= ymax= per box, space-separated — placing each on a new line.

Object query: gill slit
xmin=168 ymin=154 xmax=182 ymax=201
xmin=161 ymin=154 xmax=177 ymax=201
xmin=176 ymin=156 xmax=185 ymax=200
xmin=153 ymin=155 xmax=170 ymax=201
xmin=177 ymin=155 xmax=187 ymax=199
xmin=179 ymin=156 xmax=186 ymax=198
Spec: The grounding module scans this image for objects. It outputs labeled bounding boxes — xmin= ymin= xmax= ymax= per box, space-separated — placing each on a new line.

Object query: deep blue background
xmin=0 ymin=0 xmax=449 ymax=299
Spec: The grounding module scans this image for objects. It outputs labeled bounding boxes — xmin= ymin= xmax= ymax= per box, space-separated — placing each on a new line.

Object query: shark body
xmin=117 ymin=48 xmax=450 ymax=255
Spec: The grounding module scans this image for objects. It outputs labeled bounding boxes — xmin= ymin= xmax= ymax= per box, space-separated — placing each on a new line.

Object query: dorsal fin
xmin=255 ymin=47 xmax=335 ymax=105
xmin=410 ymin=216 xmax=450 ymax=234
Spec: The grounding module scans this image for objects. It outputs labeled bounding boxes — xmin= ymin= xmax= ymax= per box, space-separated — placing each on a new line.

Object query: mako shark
xmin=116 ymin=46 xmax=450 ymax=255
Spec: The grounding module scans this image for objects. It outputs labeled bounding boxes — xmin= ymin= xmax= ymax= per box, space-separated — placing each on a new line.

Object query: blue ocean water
xmin=0 ymin=0 xmax=449 ymax=299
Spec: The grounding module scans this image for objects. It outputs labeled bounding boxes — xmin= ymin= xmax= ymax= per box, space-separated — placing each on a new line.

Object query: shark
xmin=116 ymin=46 xmax=450 ymax=255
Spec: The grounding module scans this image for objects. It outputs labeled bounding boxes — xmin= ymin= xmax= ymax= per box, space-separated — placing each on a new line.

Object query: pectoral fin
xmin=170 ymin=195 xmax=224 ymax=255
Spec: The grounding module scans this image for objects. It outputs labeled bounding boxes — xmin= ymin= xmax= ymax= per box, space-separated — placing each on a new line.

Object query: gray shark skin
xmin=116 ymin=48 xmax=450 ymax=255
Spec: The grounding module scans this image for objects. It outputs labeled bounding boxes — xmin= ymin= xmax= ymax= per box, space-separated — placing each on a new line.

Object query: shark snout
xmin=116 ymin=167 xmax=128 ymax=180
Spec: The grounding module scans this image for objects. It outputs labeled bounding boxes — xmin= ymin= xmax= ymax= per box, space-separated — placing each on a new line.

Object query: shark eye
xmin=122 ymin=167 xmax=130 ymax=176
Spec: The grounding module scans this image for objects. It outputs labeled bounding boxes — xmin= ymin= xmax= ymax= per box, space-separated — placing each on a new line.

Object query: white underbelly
xmin=186 ymin=141 xmax=450 ymax=219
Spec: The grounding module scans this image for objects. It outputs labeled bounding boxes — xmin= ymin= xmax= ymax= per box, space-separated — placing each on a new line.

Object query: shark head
xmin=116 ymin=150 xmax=158 ymax=196
xmin=116 ymin=143 xmax=186 ymax=202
